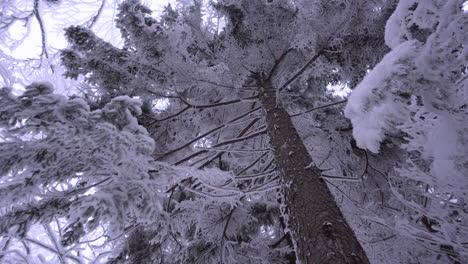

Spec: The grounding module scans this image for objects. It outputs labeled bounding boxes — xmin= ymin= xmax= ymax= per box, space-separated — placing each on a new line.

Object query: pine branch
xmin=322 ymin=179 xmax=360 ymax=206
xmin=43 ymin=223 xmax=65 ymax=264
xmin=278 ymin=49 xmax=325 ymax=92
xmin=196 ymin=152 xmax=224 ymax=170
xmin=290 ymin=99 xmax=347 ymax=117
xmin=193 ymin=78 xmax=257 ymax=91
xmin=235 ymin=152 xmax=269 ymax=176
xmin=222 ymin=207 xmax=236 ymax=239
xmin=64 ymin=177 xmax=112 ymax=197
xmin=182 ymin=95 xmax=258 ymax=109
xmin=181 ymin=116 xmax=262 ymax=167
xmin=141 ymin=106 xmax=190 ymax=122
xmin=194 ymin=147 xmax=270 ymax=153
xmin=320 ymin=175 xmax=361 ymax=181
xmin=163 ymin=107 xmax=262 ymax=160
xmin=173 ymin=149 xmax=210 ymax=166
xmin=270 ymin=233 xmax=289 ymax=249
xmin=211 ymin=129 xmax=266 ymax=148
xmin=267 ymin=48 xmax=293 ymax=80
xmin=197 ymin=116 xmax=262 ymax=169
xmin=248 ymin=176 xmax=279 ymax=191
xmin=188 ymin=152 xmax=219 ymax=166
xmin=235 ymin=169 xmax=276 ymax=180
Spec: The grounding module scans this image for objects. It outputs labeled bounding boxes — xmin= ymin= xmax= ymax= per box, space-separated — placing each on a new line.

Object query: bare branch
xmin=64 ymin=177 xmax=112 ymax=197
xmin=0 ymin=13 xmax=33 ymax=31
xmin=320 ymin=175 xmax=361 ymax=181
xmin=173 ymin=149 xmax=209 ymax=166
xmin=220 ymin=202 xmax=241 ymax=261
xmin=187 ymin=152 xmax=219 ymax=166
xmin=360 ymin=150 xmax=369 ymax=179
xmin=270 ymin=233 xmax=289 ymax=249
xmin=197 ymin=116 xmax=262 ymax=169
xmin=194 ymin=147 xmax=270 ymax=153
xmin=235 ymin=169 xmax=276 ymax=180
xmin=290 ymin=99 xmax=347 ymax=117
xmin=193 ymin=78 xmax=257 ymax=91
xmin=235 ymin=152 xmax=269 ymax=176
xmin=160 ymin=125 xmax=225 ymax=160
xmin=278 ymin=49 xmax=325 ymax=92
xmin=164 ymin=107 xmax=262 ymax=160
xmin=23 ymin=238 xmax=82 ymax=264
xmin=323 ymin=179 xmax=360 ymax=206
xmin=211 ymin=129 xmax=267 ymax=148
xmin=183 ymin=95 xmax=258 ymax=109
xmin=248 ymin=176 xmax=279 ymax=191
xmin=267 ymin=48 xmax=293 ymax=80
xmin=0 ymin=250 xmax=29 ymax=263
xmin=33 ymin=0 xmax=54 ymax=73
xmin=169 ymin=116 xmax=263 ymax=195
xmin=175 ymin=116 xmax=262 ymax=166
xmin=196 ymin=152 xmax=223 ymax=170
xmin=86 ymin=0 xmax=106 ymax=29
xmin=141 ymin=106 xmax=190 ymax=122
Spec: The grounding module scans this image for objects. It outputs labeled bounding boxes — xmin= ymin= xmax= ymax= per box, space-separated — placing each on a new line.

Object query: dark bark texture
xmin=258 ymin=79 xmax=369 ymax=264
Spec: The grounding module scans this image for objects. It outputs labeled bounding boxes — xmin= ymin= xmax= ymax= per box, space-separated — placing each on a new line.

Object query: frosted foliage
xmin=385 ymin=0 xmax=438 ymax=48
xmin=346 ymin=0 xmax=468 ymax=257
xmin=0 ymin=83 xmax=164 ymax=245
xmin=345 ymin=40 xmax=419 ymax=153
xmin=346 ymin=1 xmax=467 ymax=184
xmin=6 ymin=0 xmax=467 ymax=262
xmin=0 ymin=83 xmax=286 ymax=263
xmin=346 ymin=0 xmax=467 ymax=180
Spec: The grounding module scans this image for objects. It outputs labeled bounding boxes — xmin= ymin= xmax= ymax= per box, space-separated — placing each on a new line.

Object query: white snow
xmin=344 ymin=40 xmax=420 ymax=153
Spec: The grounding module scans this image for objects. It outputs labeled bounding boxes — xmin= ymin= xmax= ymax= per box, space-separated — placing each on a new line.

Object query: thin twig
xmin=87 ymin=0 xmax=106 ymax=29
xmin=23 ymin=238 xmax=82 ymax=263
xmin=33 ymin=0 xmax=54 ymax=73
xmin=64 ymin=177 xmax=112 ymax=197
xmin=320 ymin=175 xmax=361 ymax=181
xmin=164 ymin=107 xmax=262 ymax=160
xmin=236 ymin=152 xmax=269 ymax=176
xmin=212 ymin=129 xmax=267 ymax=148
xmin=197 ymin=116 xmax=262 ymax=169
xmin=323 ymin=179 xmax=360 ymax=206
xmin=43 ymin=223 xmax=65 ymax=264
xmin=360 ymin=150 xmax=369 ymax=179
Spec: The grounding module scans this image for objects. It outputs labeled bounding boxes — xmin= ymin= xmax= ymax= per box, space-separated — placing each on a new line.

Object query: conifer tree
xmin=1 ymin=0 xmax=466 ymax=263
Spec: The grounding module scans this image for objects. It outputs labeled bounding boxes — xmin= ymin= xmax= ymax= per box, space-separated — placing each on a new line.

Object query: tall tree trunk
xmin=258 ymin=79 xmax=370 ymax=264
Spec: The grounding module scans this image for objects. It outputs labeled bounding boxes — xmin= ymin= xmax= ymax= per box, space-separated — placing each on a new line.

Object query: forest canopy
xmin=0 ymin=0 xmax=467 ymax=263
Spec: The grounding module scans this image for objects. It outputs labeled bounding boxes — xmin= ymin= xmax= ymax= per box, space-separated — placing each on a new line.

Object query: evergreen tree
xmin=1 ymin=0 xmax=466 ymax=263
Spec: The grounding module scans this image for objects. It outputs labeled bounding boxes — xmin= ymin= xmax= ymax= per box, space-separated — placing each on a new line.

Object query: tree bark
xmin=257 ymin=79 xmax=370 ymax=264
